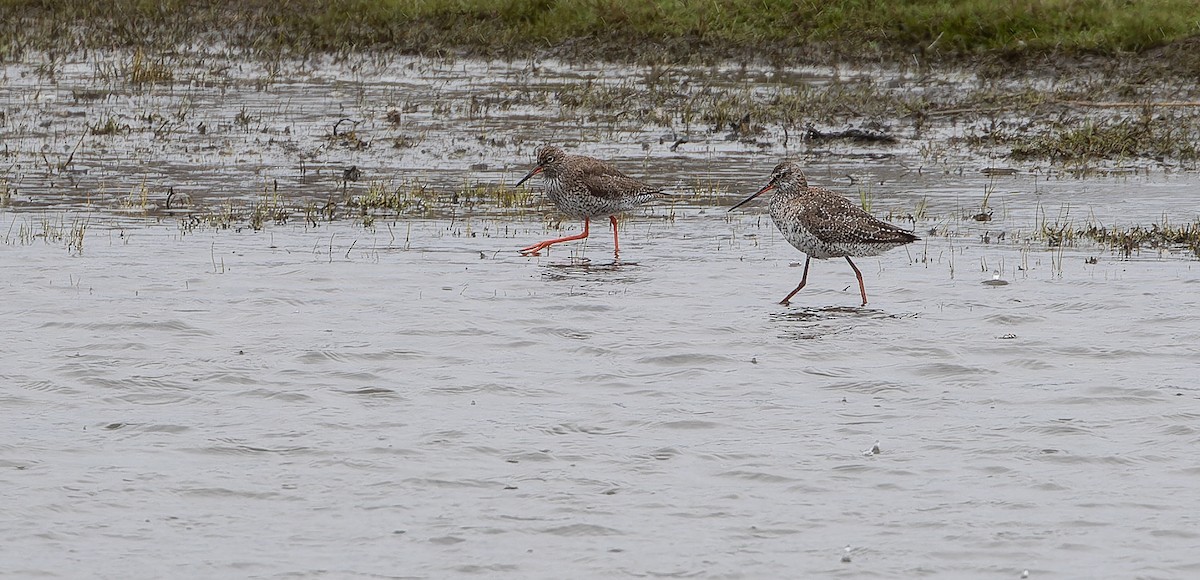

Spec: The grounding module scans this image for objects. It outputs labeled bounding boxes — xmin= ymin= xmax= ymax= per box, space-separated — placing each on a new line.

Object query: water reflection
xmin=539 ymin=258 xmax=645 ymax=283
xmin=769 ymin=306 xmax=916 ymax=340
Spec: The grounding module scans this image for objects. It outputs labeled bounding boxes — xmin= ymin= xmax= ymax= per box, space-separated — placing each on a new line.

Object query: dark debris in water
xmin=805 ymin=125 xmax=897 ymax=144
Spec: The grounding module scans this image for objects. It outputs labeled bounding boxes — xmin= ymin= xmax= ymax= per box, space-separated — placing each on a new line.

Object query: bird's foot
xmin=519 ymin=242 xmax=550 ymax=256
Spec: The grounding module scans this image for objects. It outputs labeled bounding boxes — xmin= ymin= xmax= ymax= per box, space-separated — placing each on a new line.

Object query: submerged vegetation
xmin=2 ymin=0 xmax=1200 ymax=66
xmin=1083 ymin=221 xmax=1200 ymax=258
xmin=3 ymin=2 xmax=1200 ymax=169
xmin=11 ymin=187 xmax=1200 ymax=261
xmin=1040 ymin=218 xmax=1200 ymax=258
xmin=1009 ymin=115 xmax=1200 ymax=164
xmin=2 ymin=210 xmax=89 ymax=254
xmin=164 ymin=182 xmax=537 ymax=234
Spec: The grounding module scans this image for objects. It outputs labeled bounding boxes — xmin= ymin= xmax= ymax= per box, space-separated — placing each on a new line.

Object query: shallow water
xmin=5 ymin=211 xmax=1200 ymax=578
xmin=4 ymin=53 xmax=1200 ymax=579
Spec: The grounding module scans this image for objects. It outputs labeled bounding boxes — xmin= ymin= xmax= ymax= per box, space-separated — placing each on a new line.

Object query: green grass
xmin=2 ymin=0 xmax=1199 ymax=63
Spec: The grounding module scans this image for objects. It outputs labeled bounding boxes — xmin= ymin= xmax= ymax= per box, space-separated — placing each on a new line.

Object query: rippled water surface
xmin=3 ymin=53 xmax=1200 ymax=579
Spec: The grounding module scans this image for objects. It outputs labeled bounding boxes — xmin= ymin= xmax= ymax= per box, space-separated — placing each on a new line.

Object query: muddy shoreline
xmin=2 ymin=45 xmax=1200 ymax=258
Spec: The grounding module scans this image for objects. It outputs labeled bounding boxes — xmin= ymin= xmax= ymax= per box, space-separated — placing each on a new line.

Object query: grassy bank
xmin=2 ymin=0 xmax=1199 ymax=64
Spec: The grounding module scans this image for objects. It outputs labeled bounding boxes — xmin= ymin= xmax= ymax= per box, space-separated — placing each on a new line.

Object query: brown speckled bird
xmin=514 ymin=146 xmax=667 ymax=259
xmin=730 ymin=161 xmax=918 ymax=306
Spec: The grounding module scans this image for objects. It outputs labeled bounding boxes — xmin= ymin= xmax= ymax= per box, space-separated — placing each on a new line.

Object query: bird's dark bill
xmin=515 ymin=165 xmax=544 ymax=187
xmin=729 ymin=184 xmax=774 ymax=211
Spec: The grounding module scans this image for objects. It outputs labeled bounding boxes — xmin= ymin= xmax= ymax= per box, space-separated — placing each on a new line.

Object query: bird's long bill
xmin=514 ymin=165 xmax=543 ymax=188
xmin=728 ymin=184 xmax=774 ymax=212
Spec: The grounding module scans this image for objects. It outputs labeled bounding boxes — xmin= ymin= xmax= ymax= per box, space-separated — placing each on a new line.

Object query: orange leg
xmin=845 ymin=256 xmax=868 ymax=306
xmin=779 ymin=256 xmax=812 ymax=306
xmin=520 ymin=219 xmax=590 ymax=256
xmin=609 ymin=215 xmax=620 ymax=259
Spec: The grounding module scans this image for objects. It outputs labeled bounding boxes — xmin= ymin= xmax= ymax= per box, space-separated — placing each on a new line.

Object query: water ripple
xmin=540 ymin=523 xmax=624 ymax=536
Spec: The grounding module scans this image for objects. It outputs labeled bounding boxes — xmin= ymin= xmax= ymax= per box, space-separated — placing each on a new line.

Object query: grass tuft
xmin=127 ymin=48 xmax=174 ymax=84
xmin=1011 ymin=114 xmax=1200 ymax=163
xmin=1078 ymin=220 xmax=1200 ymax=257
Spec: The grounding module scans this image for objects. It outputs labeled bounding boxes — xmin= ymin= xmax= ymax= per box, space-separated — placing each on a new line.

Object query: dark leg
xmin=779 ymin=256 xmax=812 ymax=306
xmin=609 ymin=215 xmax=620 ymax=259
xmin=520 ymin=219 xmax=590 ymax=256
xmin=845 ymin=256 xmax=868 ymax=306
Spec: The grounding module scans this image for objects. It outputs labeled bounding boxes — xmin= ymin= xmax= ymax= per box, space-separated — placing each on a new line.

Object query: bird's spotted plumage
xmin=530 ymin=146 xmax=664 ymax=218
xmin=515 ymin=145 xmax=668 ymax=258
xmin=731 ymin=161 xmax=918 ymax=306
xmin=762 ymin=162 xmax=917 ymax=259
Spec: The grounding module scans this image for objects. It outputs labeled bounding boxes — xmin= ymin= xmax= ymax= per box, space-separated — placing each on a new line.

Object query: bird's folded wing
xmin=580 ymin=172 xmax=662 ymax=200
xmin=804 ymin=194 xmax=914 ymax=244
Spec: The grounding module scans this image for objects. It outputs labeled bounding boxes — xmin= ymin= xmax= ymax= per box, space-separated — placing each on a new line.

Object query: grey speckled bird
xmin=730 ymin=161 xmax=918 ymax=306
xmin=514 ymin=145 xmax=668 ymax=258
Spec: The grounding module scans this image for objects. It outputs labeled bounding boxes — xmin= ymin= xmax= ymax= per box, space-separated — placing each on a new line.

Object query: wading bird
xmin=730 ymin=161 xmax=918 ymax=306
xmin=514 ymin=146 xmax=669 ymax=259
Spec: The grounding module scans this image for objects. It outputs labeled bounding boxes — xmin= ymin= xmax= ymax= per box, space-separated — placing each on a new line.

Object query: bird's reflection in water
xmin=768 ymin=306 xmax=916 ymax=340
xmin=539 ymin=257 xmax=644 ymax=284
